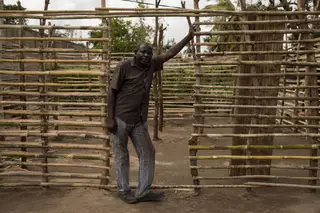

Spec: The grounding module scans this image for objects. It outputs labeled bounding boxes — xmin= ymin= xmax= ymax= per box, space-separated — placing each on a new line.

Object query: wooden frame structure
xmin=0 ymin=5 xmax=319 ymax=192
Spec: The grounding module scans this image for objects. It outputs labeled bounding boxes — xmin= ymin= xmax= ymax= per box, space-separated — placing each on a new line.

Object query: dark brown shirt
xmin=110 ymin=57 xmax=163 ymax=124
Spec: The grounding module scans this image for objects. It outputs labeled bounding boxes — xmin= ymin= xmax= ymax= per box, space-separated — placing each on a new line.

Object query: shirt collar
xmin=131 ymin=56 xmax=138 ymax=67
xmin=131 ymin=56 xmax=150 ymax=70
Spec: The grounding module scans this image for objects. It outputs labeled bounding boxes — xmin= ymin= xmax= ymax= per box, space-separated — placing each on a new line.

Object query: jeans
xmin=111 ymin=117 xmax=155 ymax=198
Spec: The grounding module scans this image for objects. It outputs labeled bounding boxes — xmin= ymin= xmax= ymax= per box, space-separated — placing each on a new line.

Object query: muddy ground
xmin=1 ymin=118 xmax=319 ymax=213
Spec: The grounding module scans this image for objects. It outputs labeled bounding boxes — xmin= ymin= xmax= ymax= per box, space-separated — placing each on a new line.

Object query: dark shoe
xmin=119 ymin=192 xmax=138 ymax=204
xmin=137 ymin=191 xmax=165 ymax=202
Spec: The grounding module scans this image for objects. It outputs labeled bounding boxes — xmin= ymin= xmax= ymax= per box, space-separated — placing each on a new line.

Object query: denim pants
xmin=111 ymin=117 xmax=155 ymax=198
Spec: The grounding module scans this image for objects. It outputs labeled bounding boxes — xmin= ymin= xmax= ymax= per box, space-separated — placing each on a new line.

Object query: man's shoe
xmin=137 ymin=191 xmax=165 ymax=202
xmin=119 ymin=192 xmax=138 ymax=204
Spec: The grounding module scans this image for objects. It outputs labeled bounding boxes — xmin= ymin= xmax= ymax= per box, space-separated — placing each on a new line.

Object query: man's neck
xmin=134 ymin=57 xmax=149 ymax=69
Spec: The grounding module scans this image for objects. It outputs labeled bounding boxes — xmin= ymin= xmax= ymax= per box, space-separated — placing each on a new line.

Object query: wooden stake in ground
xmin=158 ymin=24 xmax=164 ymax=132
xmin=0 ymin=0 xmax=4 ymax=166
xmin=152 ymin=0 xmax=161 ymax=141
xmin=18 ymin=18 xmax=28 ymax=168
xmin=39 ymin=0 xmax=51 ymax=186
xmin=297 ymin=1 xmax=319 ymax=194
xmin=187 ymin=0 xmax=201 ymax=195
xmin=99 ymin=0 xmax=111 ymax=187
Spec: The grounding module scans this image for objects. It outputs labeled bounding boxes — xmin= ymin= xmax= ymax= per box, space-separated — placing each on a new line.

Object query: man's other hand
xmin=107 ymin=118 xmax=117 ymax=134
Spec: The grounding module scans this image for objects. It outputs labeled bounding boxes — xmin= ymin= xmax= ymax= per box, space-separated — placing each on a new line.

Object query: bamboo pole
xmin=87 ymin=44 xmax=93 ymax=122
xmin=292 ymin=34 xmax=303 ymax=132
xmin=0 ymin=59 xmax=109 ymax=63
xmin=194 ymin=175 xmax=320 ymax=180
xmin=0 ymin=25 xmax=109 ymax=30
xmin=99 ymin=0 xmax=111 ymax=187
xmin=192 ymin=124 xmax=320 ymax=129
xmin=2 ymin=48 xmax=108 ymax=53
xmin=0 ymin=142 xmax=109 ymax=150
xmin=191 ymin=133 xmax=320 ymax=138
xmin=0 ymin=130 xmax=108 ymax=139
xmin=94 ymin=8 xmax=320 ymax=15
xmin=0 ymin=161 xmax=109 ymax=170
xmin=188 ymin=144 xmax=320 ymax=150
xmin=0 ymin=0 xmax=3 ymax=146
xmin=0 ymin=8 xmax=316 ymax=14
xmin=197 ymin=49 xmax=320 ymax=56
xmin=1 ymin=151 xmax=106 ymax=161
xmin=0 ymin=182 xmax=257 ymax=189
xmin=3 ymin=13 xmax=320 ymax=20
xmin=194 ymin=61 xmax=320 ymax=66
xmin=0 ymin=91 xmax=105 ymax=97
xmin=245 ymin=182 xmax=320 ymax=189
xmin=0 ymin=120 xmax=106 ymax=127
xmin=193 ymin=104 xmax=320 ymax=110
xmin=18 ymin=19 xmax=27 ymax=168
xmin=152 ymin=0 xmax=160 ymax=141
xmin=196 ymin=113 xmax=320 ymax=120
xmin=193 ymin=94 xmax=320 ymax=101
xmin=39 ymin=0 xmax=50 ymax=186
xmin=0 ymin=70 xmax=105 ymax=76
xmin=194 ymin=18 xmax=320 ymax=25
xmin=190 ymin=165 xmax=320 ymax=170
xmin=0 ymin=171 xmax=109 ymax=180
xmin=195 ymin=29 xmax=320 ymax=36
xmin=188 ymin=0 xmax=201 ymax=194
xmin=0 ymin=37 xmax=110 ymax=41
xmin=193 ymin=85 xmax=319 ymax=89
xmin=190 ymin=155 xmax=320 ymax=160
xmin=195 ymin=72 xmax=320 ymax=77
xmin=158 ymin=24 xmax=164 ymax=132
xmin=195 ymin=38 xmax=319 ymax=46
xmin=0 ymin=82 xmax=104 ymax=87
xmin=0 ymin=101 xmax=106 ymax=107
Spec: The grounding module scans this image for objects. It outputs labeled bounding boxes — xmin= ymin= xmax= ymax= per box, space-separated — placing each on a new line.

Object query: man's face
xmin=135 ymin=44 xmax=153 ymax=66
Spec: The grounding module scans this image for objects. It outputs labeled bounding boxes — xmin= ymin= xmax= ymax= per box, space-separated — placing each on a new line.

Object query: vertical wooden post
xmin=152 ymin=0 xmax=161 ymax=141
xmin=86 ymin=42 xmax=93 ymax=121
xmin=86 ymin=42 xmax=91 ymax=70
xmin=158 ymin=25 xmax=164 ymax=132
xmin=230 ymin=2 xmax=251 ymax=176
xmin=293 ymin=34 xmax=302 ymax=133
xmin=19 ymin=19 xmax=27 ymax=168
xmin=100 ymin=0 xmax=111 ymax=187
xmin=298 ymin=2 xmax=319 ymax=194
xmin=188 ymin=0 xmax=201 ymax=195
xmin=39 ymin=0 xmax=50 ymax=186
xmin=51 ymin=26 xmax=59 ymax=131
xmin=0 ymin=0 xmax=4 ymax=151
xmin=279 ymin=28 xmax=289 ymax=125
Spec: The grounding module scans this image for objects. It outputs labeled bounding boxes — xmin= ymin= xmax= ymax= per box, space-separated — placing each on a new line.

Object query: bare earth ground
xmin=1 ymin=118 xmax=320 ymax=213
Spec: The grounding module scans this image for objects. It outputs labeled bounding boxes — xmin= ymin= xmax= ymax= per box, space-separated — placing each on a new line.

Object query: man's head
xmin=134 ymin=43 xmax=153 ymax=67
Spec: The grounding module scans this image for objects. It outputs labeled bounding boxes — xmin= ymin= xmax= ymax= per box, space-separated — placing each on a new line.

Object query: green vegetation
xmin=89 ymin=18 xmax=152 ymax=53
xmin=4 ymin=0 xmax=27 ymax=25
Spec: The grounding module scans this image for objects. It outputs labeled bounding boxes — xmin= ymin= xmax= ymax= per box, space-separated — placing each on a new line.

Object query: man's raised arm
xmin=155 ymin=25 xmax=196 ymax=63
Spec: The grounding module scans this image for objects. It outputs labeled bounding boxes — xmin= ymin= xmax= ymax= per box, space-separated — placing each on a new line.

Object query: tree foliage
xmin=204 ymin=0 xmax=320 ymax=52
xmin=204 ymin=0 xmax=239 ymax=52
xmin=89 ymin=18 xmax=152 ymax=53
xmin=4 ymin=0 xmax=27 ymax=25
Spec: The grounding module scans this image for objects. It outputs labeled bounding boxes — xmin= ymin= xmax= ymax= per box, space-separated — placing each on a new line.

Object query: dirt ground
xmin=1 ymin=118 xmax=320 ymax=213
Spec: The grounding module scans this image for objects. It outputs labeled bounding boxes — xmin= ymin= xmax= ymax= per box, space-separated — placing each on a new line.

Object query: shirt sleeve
xmin=152 ymin=57 xmax=164 ymax=73
xmin=110 ymin=62 xmax=125 ymax=91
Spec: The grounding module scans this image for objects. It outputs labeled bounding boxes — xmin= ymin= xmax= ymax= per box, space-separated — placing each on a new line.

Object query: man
xmin=107 ymin=24 xmax=196 ymax=204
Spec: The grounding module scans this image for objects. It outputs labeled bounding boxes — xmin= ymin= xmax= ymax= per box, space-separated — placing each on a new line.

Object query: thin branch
xmin=120 ymin=0 xmax=181 ymax=9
